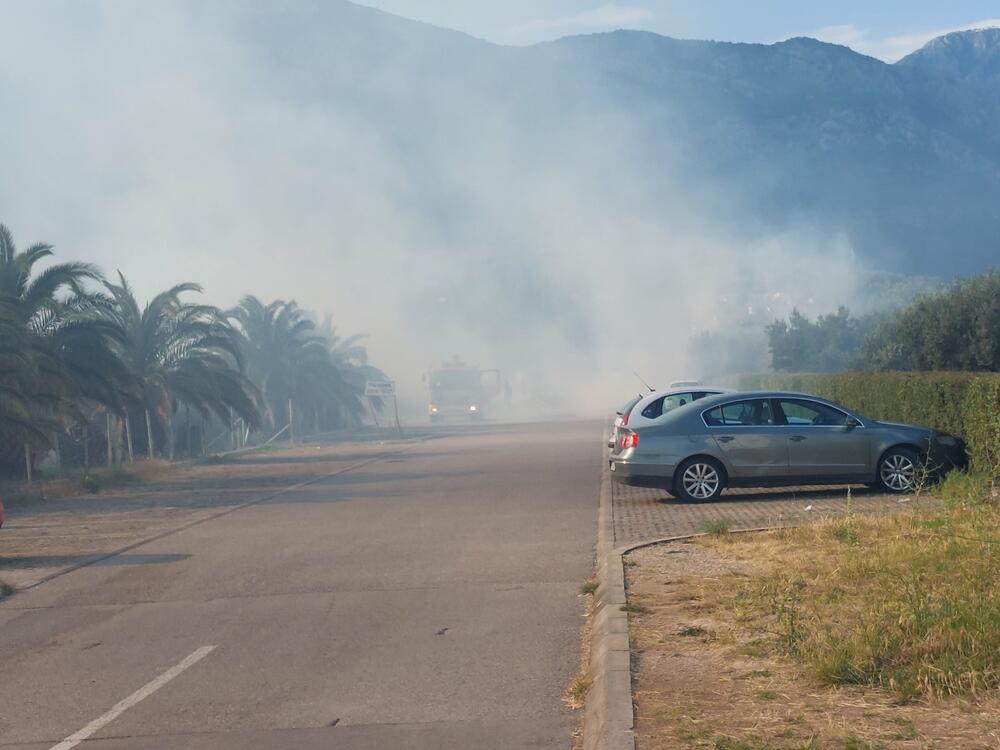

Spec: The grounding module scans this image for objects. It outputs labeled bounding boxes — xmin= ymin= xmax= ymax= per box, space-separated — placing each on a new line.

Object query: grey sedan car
xmin=609 ymin=391 xmax=966 ymax=501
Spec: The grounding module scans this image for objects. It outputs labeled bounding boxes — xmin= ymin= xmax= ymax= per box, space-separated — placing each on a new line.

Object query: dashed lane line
xmin=48 ymin=645 xmax=216 ymax=750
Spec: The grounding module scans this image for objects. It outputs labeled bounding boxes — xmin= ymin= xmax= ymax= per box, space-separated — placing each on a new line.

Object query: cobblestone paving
xmin=612 ymin=480 xmax=941 ymax=546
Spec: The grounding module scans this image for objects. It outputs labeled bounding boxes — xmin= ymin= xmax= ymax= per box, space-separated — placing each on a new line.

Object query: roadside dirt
xmin=0 ymin=436 xmax=420 ymax=589
xmin=625 ymin=541 xmax=1000 ymax=750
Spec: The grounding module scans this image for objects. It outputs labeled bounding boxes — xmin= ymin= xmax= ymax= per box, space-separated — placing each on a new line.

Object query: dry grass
xmin=626 ymin=478 xmax=1000 ymax=749
xmin=568 ymin=580 xmax=596 ymax=749
xmin=701 ymin=492 xmax=1000 ymax=701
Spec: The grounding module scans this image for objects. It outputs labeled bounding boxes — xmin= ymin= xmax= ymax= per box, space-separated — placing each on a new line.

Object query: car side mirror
xmin=846 ymin=417 xmax=861 ymax=429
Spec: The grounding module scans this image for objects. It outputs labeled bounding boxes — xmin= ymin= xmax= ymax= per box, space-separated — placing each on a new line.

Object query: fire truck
xmin=424 ymin=359 xmax=502 ymax=422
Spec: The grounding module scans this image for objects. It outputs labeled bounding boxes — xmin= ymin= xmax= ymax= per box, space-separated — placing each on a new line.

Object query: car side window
xmin=703 ymin=399 xmax=774 ymax=427
xmin=776 ymin=399 xmax=850 ymax=426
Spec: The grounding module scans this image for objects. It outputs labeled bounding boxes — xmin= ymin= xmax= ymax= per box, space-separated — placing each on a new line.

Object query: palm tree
xmin=0 ymin=224 xmax=130 ymax=475
xmin=230 ymin=297 xmax=358 ymax=434
xmin=101 ymin=274 xmax=261 ymax=459
xmin=315 ymin=315 xmax=387 ymax=426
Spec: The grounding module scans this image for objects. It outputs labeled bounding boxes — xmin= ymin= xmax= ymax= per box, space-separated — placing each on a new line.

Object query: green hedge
xmin=726 ymin=372 xmax=1000 ymax=474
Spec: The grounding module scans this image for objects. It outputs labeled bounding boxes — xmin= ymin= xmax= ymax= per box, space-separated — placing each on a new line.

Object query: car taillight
xmin=619 ymin=433 xmax=639 ymax=449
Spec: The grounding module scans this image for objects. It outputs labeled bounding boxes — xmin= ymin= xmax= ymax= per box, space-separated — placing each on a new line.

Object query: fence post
xmin=125 ymin=415 xmax=134 ymax=462
xmin=393 ymin=392 xmax=403 ymax=439
xmin=167 ymin=412 xmax=175 ymax=461
xmin=106 ymin=412 xmax=113 ymax=467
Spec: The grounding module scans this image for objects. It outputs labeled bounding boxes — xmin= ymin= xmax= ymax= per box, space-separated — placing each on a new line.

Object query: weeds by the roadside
xmin=0 ymin=461 xmax=163 ymax=505
xmin=702 ymin=518 xmax=732 ymax=537
xmin=564 ymin=675 xmax=591 ymax=708
xmin=579 ymin=579 xmax=598 ymax=595
xmin=706 ymin=478 xmax=1000 ymax=700
xmin=75 ymin=466 xmax=148 ymax=494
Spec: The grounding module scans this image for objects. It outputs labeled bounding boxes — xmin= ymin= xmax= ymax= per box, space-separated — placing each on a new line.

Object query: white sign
xmin=364 ymin=381 xmax=395 ymax=397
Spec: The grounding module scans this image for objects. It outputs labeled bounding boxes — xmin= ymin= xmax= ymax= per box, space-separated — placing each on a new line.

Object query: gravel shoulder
xmin=0 ymin=436 xmax=419 ymax=590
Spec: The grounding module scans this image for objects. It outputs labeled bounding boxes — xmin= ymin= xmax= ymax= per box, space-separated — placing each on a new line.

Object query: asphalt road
xmin=0 ymin=421 xmax=600 ymax=749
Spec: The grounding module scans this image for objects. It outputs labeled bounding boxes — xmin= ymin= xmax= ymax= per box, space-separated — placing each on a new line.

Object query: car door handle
xmin=716 ymin=436 xmax=734 ymax=443
xmin=788 ymin=435 xmax=806 ymax=442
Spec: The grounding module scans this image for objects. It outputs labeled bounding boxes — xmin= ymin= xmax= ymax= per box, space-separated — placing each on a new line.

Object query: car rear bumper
xmin=609 ymin=459 xmax=676 ymax=489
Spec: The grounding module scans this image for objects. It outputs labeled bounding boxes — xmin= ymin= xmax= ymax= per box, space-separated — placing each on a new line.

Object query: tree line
xmin=0 ymin=223 xmax=385 ymax=477
xmin=766 ymin=271 xmax=1000 ymax=373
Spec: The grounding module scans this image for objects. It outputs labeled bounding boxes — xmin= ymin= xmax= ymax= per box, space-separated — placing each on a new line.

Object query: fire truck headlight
xmin=469 ymin=405 xmax=477 ymax=412
xmin=430 ymin=406 xmax=438 ymax=413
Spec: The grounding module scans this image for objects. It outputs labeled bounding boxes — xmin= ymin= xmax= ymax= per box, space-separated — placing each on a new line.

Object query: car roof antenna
xmin=633 ymin=371 xmax=655 ymax=392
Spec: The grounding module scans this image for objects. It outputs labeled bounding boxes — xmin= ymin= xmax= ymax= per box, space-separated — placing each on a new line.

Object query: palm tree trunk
xmin=186 ymin=405 xmax=192 ymax=457
xmin=125 ymin=415 xmax=134 ymax=462
xmin=83 ymin=424 xmax=90 ymax=468
xmin=24 ymin=443 xmax=32 ymax=483
xmin=145 ymin=409 xmax=155 ymax=459
xmin=288 ymin=399 xmax=295 ymax=444
xmin=52 ymin=431 xmax=61 ymax=471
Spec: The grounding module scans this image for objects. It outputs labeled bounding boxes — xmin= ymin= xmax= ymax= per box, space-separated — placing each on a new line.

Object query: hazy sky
xmin=356 ymin=1 xmax=1000 ymax=60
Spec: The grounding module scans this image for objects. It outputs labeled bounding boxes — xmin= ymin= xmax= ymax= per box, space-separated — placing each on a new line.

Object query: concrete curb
xmin=582 ymin=454 xmax=796 ymax=750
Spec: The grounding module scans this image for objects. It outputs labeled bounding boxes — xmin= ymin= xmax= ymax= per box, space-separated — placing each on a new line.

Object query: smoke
xmin=0 ymin=1 xmax=872 ymax=417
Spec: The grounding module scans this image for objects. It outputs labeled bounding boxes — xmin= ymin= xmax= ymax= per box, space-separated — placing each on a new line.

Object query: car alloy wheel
xmin=680 ymin=461 xmax=721 ymax=500
xmin=879 ymin=450 xmax=917 ymax=492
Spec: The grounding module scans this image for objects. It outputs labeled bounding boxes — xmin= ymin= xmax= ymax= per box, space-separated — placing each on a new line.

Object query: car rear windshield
xmin=618 ymin=394 xmax=643 ymax=417
xmin=641 ymin=391 xmax=716 ymax=419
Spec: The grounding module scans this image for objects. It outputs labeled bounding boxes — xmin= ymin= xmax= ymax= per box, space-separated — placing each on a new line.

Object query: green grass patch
xmin=702 ymin=518 xmax=733 ymax=536
xmin=579 ymin=579 xmax=598 ymax=595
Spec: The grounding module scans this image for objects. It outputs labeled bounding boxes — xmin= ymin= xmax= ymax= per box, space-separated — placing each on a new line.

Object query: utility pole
xmin=288 ymin=399 xmax=295 ymax=444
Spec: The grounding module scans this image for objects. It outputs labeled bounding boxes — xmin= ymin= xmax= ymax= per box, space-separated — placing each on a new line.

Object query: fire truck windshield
xmin=431 ymin=370 xmax=480 ymax=390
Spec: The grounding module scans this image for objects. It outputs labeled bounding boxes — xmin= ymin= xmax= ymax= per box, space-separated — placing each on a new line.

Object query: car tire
xmin=674 ymin=457 xmax=726 ymax=502
xmin=876 ymin=447 xmax=920 ymax=494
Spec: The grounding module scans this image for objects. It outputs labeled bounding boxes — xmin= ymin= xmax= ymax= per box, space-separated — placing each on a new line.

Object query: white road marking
xmin=49 ymin=645 xmax=216 ymax=750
